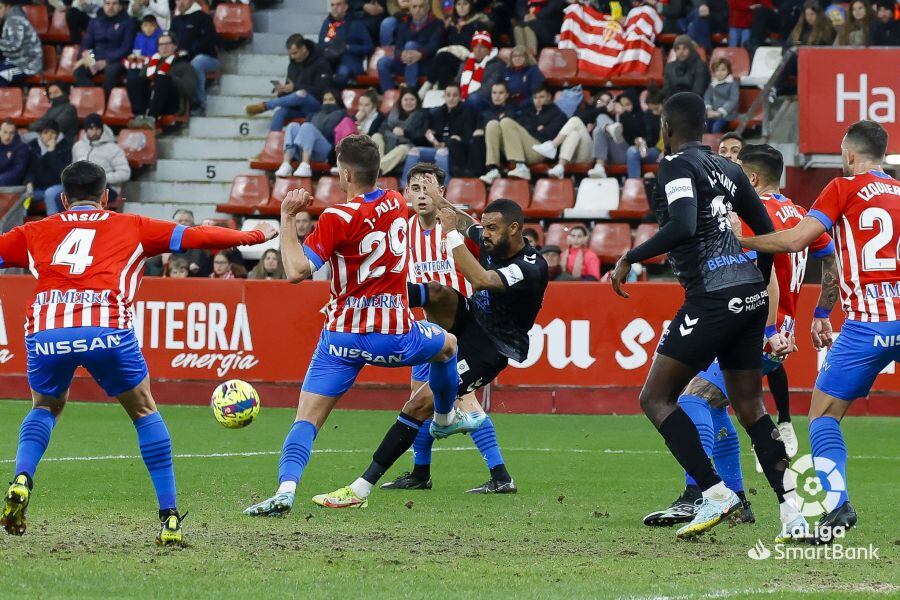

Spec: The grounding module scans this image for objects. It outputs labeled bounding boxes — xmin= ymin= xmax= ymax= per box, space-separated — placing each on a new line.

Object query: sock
xmin=361 ymin=412 xmax=423 ymax=485
xmin=349 ymin=477 xmax=374 ymax=498
xmin=677 ymin=395 xmax=714 ymax=489
xmin=278 ymin=420 xmax=318 ymax=485
xmin=658 ymin=408 xmax=722 ymax=491
xmin=411 ymin=418 xmax=434 ymax=480
xmin=710 ymin=405 xmax=744 ymax=494
xmin=471 ymin=416 xmax=510 ymax=482
xmin=277 ymin=480 xmax=296 ymax=495
xmin=768 ymin=364 xmax=791 ymax=423
xmin=429 ymin=353 xmax=458 ymax=423
xmin=702 ymin=481 xmax=733 ymax=502
xmin=14 ymin=408 xmax=57 ymax=481
xmin=809 ymin=416 xmax=849 ymax=507
xmin=407 ymin=282 xmax=429 ymax=308
xmin=747 ymin=414 xmax=789 ymax=503
xmin=133 ymin=412 xmax=176 ymax=511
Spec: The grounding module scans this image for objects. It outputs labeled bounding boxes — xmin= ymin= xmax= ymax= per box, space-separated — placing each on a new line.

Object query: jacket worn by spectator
xmin=171 ymin=2 xmax=218 ymax=59
xmin=428 ymin=102 xmax=476 ymax=142
xmin=378 ymin=107 xmax=428 ymax=150
xmin=870 ymin=16 xmax=900 ymax=46
xmin=311 ymin=103 xmax=349 ymax=144
xmin=143 ymin=52 xmax=200 ymax=104
xmin=516 ymin=102 xmax=566 ymax=142
xmin=446 ymin=12 xmax=493 ymax=47
xmin=0 ymin=5 xmax=42 ymax=76
xmin=618 ymin=109 xmax=647 ymax=146
xmin=81 ymin=9 xmax=137 ymax=63
xmin=26 ymin=136 xmax=71 ymax=190
xmin=72 ymin=125 xmax=131 ymax=189
xmin=504 ymin=64 xmax=545 ymax=105
xmin=0 ymin=134 xmax=29 ymax=186
xmin=456 ymin=50 xmax=505 ymax=103
xmin=286 ymin=38 xmax=332 ymax=101
xmin=663 ymin=48 xmax=710 ymax=97
xmin=356 ymin=109 xmax=384 ymax=136
xmin=704 ymin=75 xmax=739 ymax=121
xmin=318 ymin=13 xmax=373 ymax=64
xmin=396 ymin=13 xmax=445 ymax=61
xmin=29 ymin=94 xmax=79 ymax=146
xmin=643 ymin=110 xmax=662 ymax=148
xmin=129 ymin=0 xmax=171 ymax=31
xmin=477 ymin=101 xmax=517 ymax=129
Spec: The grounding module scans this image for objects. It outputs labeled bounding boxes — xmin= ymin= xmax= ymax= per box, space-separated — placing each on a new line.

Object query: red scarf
xmin=146 ymin=53 xmax=175 ymax=79
xmin=459 ymin=49 xmax=497 ymax=100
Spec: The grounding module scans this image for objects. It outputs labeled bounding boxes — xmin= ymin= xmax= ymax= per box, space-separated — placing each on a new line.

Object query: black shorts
xmin=450 ymin=290 xmax=509 ymax=395
xmin=656 ymin=283 xmax=769 ymax=372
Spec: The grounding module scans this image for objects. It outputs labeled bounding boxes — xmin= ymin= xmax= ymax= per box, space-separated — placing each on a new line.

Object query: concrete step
xmin=253 ymin=10 xmax=325 ymax=35
xmin=206 ymin=94 xmax=263 ymax=116
xmin=158 ymin=136 xmax=264 ymax=160
xmin=248 ymin=32 xmax=302 ymax=55
xmin=124 ymin=181 xmax=232 ymax=205
xmin=143 ymin=159 xmax=265 ymax=183
xmin=187 ymin=116 xmax=270 ymax=139
xmin=219 ymin=74 xmax=282 ymax=96
xmin=124 ymin=201 xmax=222 ymax=222
xmin=221 ymin=53 xmax=285 ymax=77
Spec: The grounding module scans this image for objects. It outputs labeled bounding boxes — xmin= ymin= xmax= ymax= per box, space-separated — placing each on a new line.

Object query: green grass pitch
xmin=0 ymin=399 xmax=897 ymax=599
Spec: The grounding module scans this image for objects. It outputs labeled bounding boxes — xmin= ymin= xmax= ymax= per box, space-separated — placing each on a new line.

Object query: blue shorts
xmin=26 ymin=327 xmax=148 ymax=397
xmin=816 ymin=319 xmax=900 ymax=401
xmin=698 ymin=354 xmax=784 ymax=397
xmin=302 ymin=321 xmax=447 ymax=397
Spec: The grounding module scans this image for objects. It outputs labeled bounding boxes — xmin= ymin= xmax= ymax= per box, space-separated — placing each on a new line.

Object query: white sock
xmin=433 ymin=410 xmax=456 ymax=426
xmin=702 ymin=481 xmax=732 ymax=502
xmin=277 ymin=480 xmax=296 ymax=495
xmin=779 ymin=497 xmax=801 ymax=522
xmin=349 ymin=477 xmax=373 ymax=499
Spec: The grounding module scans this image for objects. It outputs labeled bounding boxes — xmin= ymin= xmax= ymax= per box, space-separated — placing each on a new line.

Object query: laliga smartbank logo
xmin=783 ymin=454 xmax=845 ymax=518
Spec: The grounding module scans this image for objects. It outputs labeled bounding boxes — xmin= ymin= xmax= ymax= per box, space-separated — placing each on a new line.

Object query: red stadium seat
xmin=15 ymin=87 xmax=49 ymax=126
xmin=22 ymin=5 xmax=49 ymax=36
xmin=117 ymin=128 xmax=158 ymax=168
xmin=610 ymin=178 xmax=649 ymax=220
xmin=0 ymin=88 xmax=23 ymax=121
xmin=213 ymin=3 xmax=252 ymax=41
xmin=358 ymin=46 xmax=393 ymax=86
xmin=528 ymin=178 xmax=574 ymax=218
xmin=523 ymin=223 xmax=544 ymax=247
xmin=261 ymin=176 xmax=314 ymax=216
xmin=589 ymin=223 xmax=631 ymax=264
xmin=702 ymin=133 xmax=723 ymax=150
xmin=26 ymin=45 xmax=57 ymax=85
xmin=54 ymin=45 xmax=79 ymax=82
xmin=341 ymin=88 xmax=365 ymax=113
xmin=545 ymin=222 xmax=587 ymax=250
xmin=216 ymin=175 xmax=270 ymax=215
xmin=311 ymin=176 xmax=346 ymax=215
xmin=667 ymin=45 xmax=707 ymax=63
xmin=103 ymin=87 xmax=133 ymax=126
xmin=538 ymin=47 xmax=577 ymax=86
xmin=709 ymin=47 xmax=750 ymax=79
xmin=380 ymin=88 xmax=399 ymax=114
xmin=634 ymin=223 xmax=666 ymax=264
xmin=446 ymin=178 xmax=487 ymax=213
xmin=376 ymin=176 xmax=399 ymax=191
xmin=734 ymin=87 xmax=764 ymax=128
xmin=488 ymin=178 xmax=530 ymax=211
xmin=44 ymin=9 xmax=71 ymax=43
xmin=70 ymin=87 xmax=105 ymax=120
xmin=249 ymin=131 xmax=285 ymax=170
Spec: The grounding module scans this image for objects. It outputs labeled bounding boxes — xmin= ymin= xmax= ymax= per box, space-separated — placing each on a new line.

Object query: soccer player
xmin=740 ymin=120 xmax=897 ymax=540
xmin=0 ymin=161 xmax=276 ymax=545
xmin=644 ymin=144 xmax=838 ymax=530
xmin=717 ymin=132 xmax=744 ymax=163
xmin=311 ymin=190 xmax=549 ymax=507
xmin=610 ymin=92 xmax=803 ymax=540
xmin=244 ymin=135 xmax=480 ymax=517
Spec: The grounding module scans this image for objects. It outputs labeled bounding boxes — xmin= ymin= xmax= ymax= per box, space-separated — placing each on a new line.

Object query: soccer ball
xmin=211 ymin=379 xmax=260 ymax=429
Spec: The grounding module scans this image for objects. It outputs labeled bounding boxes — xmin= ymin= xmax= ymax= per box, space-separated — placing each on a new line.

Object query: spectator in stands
xmin=352 ymin=0 xmax=387 ymax=45
xmin=128 ymin=0 xmax=170 ymax=31
xmin=25 ymin=120 xmax=70 ymax=215
xmin=145 ymin=209 xmax=213 ymax=276
xmin=245 ymin=34 xmax=333 ymax=132
xmin=727 ymin=0 xmax=756 ymax=47
xmin=523 ymin=227 xmax=540 ymax=249
xmin=513 ymin=0 xmax=566 ymax=53
xmin=787 ymin=0 xmax=835 ymax=46
xmin=248 ymin=249 xmax=287 ymax=280
xmin=540 ymin=245 xmax=574 ymax=281
xmin=379 ymin=0 xmax=409 ymax=45
xmin=748 ymin=0 xmax=803 ymax=55
xmin=562 ymin=225 xmax=600 ymax=281
xmin=376 ymin=0 xmax=445 ymax=92
xmin=210 ymin=252 xmax=237 ymax=279
xmin=503 ymin=45 xmax=544 ymax=106
xmin=468 ymin=81 xmax=514 ymax=175
xmin=72 ymin=113 xmax=130 ymax=201
xmin=29 ymin=84 xmax=78 ymax=146
xmin=319 ymin=0 xmax=374 ymax=87
xmin=0 ymin=119 xmax=28 ymax=187
xmin=295 ymin=210 xmax=313 ymax=243
xmin=480 ymin=84 xmax=565 ymax=183
xmin=373 ymin=86 xmax=427 ymax=175
xmin=680 ymin=0 xmax=729 ymax=51
xmin=401 ymin=83 xmax=474 ymax=183
xmin=354 ymin=88 xmax=384 ymax=136
xmin=0 ymin=0 xmax=42 ymax=87
xmin=704 ymin=57 xmax=738 ymax=133
xmin=74 ymin=0 xmax=136 ymax=98
xmin=127 ymin=32 xmax=199 ymax=129
xmin=575 ymin=91 xmax=613 ymax=135
xmin=456 ymin=30 xmax=504 ymax=111
xmin=836 ymin=0 xmax=871 ymax=46
xmin=166 ymin=256 xmax=190 ymax=278
xmin=663 ymin=35 xmax=709 ymax=99
xmin=586 ymin=92 xmax=645 ymax=179
xmin=627 ymin=88 xmax=665 ymax=179
xmin=531 ymin=111 xmax=592 ymax=179
xmin=171 ymin=0 xmax=219 ymax=114
xmin=870 ymin=0 xmax=900 ymax=46
xmin=67 ymin=0 xmax=102 ymax=45
xmin=126 ymin=15 xmax=162 ymax=69
xmin=717 ymin=131 xmax=744 ymax=162
xmin=276 ymin=90 xmax=347 ymax=177
xmin=420 ymin=0 xmax=493 ymax=96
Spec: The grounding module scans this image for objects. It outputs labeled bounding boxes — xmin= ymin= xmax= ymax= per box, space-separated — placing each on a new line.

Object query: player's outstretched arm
xmin=179 ymin=222 xmax=277 ymax=250
xmin=425 ymin=174 xmax=478 ymax=236
xmin=811 ymin=252 xmax=839 ymax=350
xmin=438 ymin=207 xmax=505 ymax=292
xmin=739 ymin=216 xmax=826 ymax=254
xmin=279 ymin=189 xmax=315 ymax=283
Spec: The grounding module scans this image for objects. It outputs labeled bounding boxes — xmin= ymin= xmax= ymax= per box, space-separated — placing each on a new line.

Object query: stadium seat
xmin=488 ymin=178 xmax=530 ymax=211
xmin=523 ymin=222 xmax=544 ymax=246
xmin=634 ymin=223 xmax=666 ymax=264
xmin=238 ymin=218 xmax=279 ymax=261
xmin=15 ymin=87 xmax=49 ymax=126
xmin=22 ymin=4 xmax=49 ymax=36
xmin=27 ymin=45 xmax=57 ymax=85
xmin=43 ymin=9 xmax=71 ymax=43
xmin=359 ymin=46 xmax=393 ymax=86
xmin=380 ymin=88 xmax=399 ymax=114
xmin=446 ymin=178 xmax=487 ymax=213
xmin=590 ymin=223 xmax=631 ymax=264
xmin=732 ymin=87 xmax=764 ymax=128
xmin=216 ymin=175 xmax=270 ymax=215
xmin=311 ymin=176 xmax=346 ymax=215
xmin=608 ymin=47 xmax=664 ymax=87
xmin=158 ymin=110 xmax=190 ymax=129
xmin=54 ymin=45 xmax=79 ymax=82
xmin=564 ymin=177 xmax=619 ymax=219
xmin=117 ymin=128 xmax=157 ymax=168
xmin=249 ymin=131 xmax=284 ymax=170
xmin=545 ymin=222 xmax=588 ymax=250
xmin=376 ymin=176 xmax=398 ymax=191
xmin=538 ymin=47 xmax=577 ymax=86
xmin=0 ymin=88 xmax=23 ymax=120
xmin=103 ymin=87 xmax=133 ymax=126
xmin=667 ymin=46 xmax=707 ymax=63
xmin=610 ymin=178 xmax=649 ymax=220
xmin=341 ymin=88 xmax=365 ymax=113
xmin=702 ymin=133 xmax=723 ymax=150
xmin=261 ymin=176 xmax=314 ymax=216
xmin=709 ymin=47 xmax=750 ymax=79
xmin=70 ymin=87 xmax=105 ymax=120
xmin=528 ymin=178 xmax=574 ymax=218
xmin=213 ymin=3 xmax=252 ymax=41
xmin=741 ymin=46 xmax=781 ymax=87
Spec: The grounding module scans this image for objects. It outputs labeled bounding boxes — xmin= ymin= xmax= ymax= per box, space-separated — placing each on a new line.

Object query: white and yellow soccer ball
xmin=211 ymin=379 xmax=260 ymax=429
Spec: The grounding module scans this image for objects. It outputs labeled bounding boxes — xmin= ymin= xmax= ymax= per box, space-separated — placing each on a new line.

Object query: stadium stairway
xmin=123 ymin=0 xmax=327 ymax=222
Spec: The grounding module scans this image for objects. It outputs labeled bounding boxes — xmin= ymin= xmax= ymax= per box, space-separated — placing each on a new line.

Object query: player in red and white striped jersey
xmin=407 ymin=197 xmax=476 ymax=297
xmin=0 ymin=161 xmax=275 ymax=544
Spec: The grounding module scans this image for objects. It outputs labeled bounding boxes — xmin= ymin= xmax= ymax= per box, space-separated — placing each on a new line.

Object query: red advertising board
xmin=798 ymin=47 xmax=900 ymax=155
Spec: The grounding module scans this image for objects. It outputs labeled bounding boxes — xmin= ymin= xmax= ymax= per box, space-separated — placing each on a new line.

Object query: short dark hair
xmin=160 ymin=31 xmax=177 ymax=45
xmin=61 ymin=161 xmax=107 ymax=203
xmin=445 ymin=82 xmax=461 ymax=91
xmin=48 ymin=82 xmax=67 ymax=95
xmin=40 ymin=119 xmax=60 ymax=135
xmin=483 ymin=198 xmax=524 ymax=230
xmin=720 ymin=132 xmax=744 ymax=146
xmin=646 ymin=88 xmax=665 ymax=106
xmin=845 ymin=120 xmax=888 ymax=160
xmin=406 ymin=162 xmax=446 ymax=186
xmin=140 ymin=14 xmax=158 ymax=24
xmin=533 ymin=84 xmax=551 ymax=97
xmin=491 ymin=81 xmax=508 ymax=91
xmin=172 ymin=208 xmax=194 ymax=220
xmin=739 ymin=143 xmax=783 ymax=185
xmin=662 ymin=92 xmax=706 ymax=141
xmin=336 ymin=134 xmax=380 ymax=187
xmin=286 ymin=34 xmax=305 ymax=50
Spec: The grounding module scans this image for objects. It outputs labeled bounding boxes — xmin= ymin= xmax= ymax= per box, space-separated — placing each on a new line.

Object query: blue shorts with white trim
xmin=815 ymin=319 xmax=900 ymax=401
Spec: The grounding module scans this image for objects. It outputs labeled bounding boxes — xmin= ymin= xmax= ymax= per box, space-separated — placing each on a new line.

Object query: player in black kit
xmin=610 ymin=93 xmax=804 ymax=540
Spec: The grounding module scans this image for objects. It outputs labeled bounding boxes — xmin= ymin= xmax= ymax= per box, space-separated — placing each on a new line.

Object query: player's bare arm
xmin=811 ymin=252 xmax=839 ymax=350
xmin=280 ymin=189 xmax=315 ymax=283
xmin=739 ymin=216 xmax=826 ymax=254
xmin=438 ymin=207 xmax=505 ymax=292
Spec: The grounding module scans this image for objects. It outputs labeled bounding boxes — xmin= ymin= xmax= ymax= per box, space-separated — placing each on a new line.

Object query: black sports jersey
xmin=631 ymin=143 xmax=775 ymax=296
xmin=465 ymin=226 xmax=549 ymax=362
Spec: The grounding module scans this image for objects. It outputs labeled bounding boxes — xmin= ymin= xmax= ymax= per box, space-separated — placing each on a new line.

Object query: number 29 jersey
xmin=303 ymin=188 xmax=415 ymax=335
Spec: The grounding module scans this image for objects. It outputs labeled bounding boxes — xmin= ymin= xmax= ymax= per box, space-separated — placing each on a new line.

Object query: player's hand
xmin=254 ymin=222 xmax=279 ymax=241
xmin=437 ymin=206 xmax=458 ymax=231
xmin=726 ymin=211 xmax=742 ymax=235
xmin=767 ymin=331 xmax=792 ymax=357
xmin=811 ymin=316 xmax=833 ymax=350
xmin=281 ymin=188 xmax=313 ymax=218
xmin=424 ymin=173 xmax=446 ymax=204
xmin=611 ymin=255 xmax=631 ymax=298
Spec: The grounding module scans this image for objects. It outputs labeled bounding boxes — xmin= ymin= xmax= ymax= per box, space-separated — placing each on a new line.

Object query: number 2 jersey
xmin=808 ymin=170 xmax=900 ymax=322
xmin=0 ymin=208 xmax=265 ymax=335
